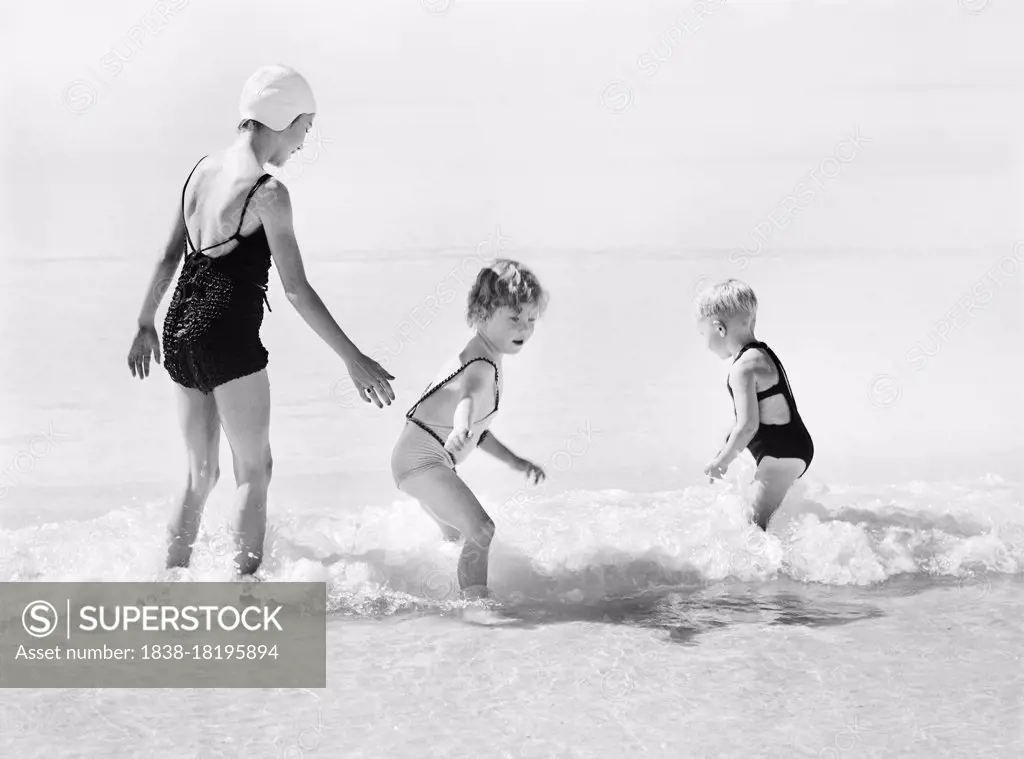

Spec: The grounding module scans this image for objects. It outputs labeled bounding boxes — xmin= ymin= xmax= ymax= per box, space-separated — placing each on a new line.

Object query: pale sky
xmin=3 ymin=0 xmax=1021 ymax=257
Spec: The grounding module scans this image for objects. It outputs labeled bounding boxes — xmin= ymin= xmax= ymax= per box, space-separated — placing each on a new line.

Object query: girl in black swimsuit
xmin=696 ymin=279 xmax=814 ymax=531
xmin=127 ymin=65 xmax=395 ymax=576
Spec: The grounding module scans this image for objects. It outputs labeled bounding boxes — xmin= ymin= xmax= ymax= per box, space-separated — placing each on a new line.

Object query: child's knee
xmin=466 ymin=518 xmax=495 ymax=548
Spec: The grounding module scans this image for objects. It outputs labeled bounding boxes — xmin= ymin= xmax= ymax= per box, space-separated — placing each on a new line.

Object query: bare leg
xmin=429 ymin=513 xmax=462 ymax=543
xmin=213 ymin=370 xmax=272 ymax=576
xmin=166 ymin=385 xmax=221 ymax=569
xmin=750 ymin=457 xmax=805 ymax=531
xmin=399 ymin=467 xmax=495 ymax=596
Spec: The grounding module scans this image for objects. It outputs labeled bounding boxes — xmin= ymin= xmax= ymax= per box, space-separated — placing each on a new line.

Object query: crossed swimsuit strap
xmin=406 ymin=357 xmax=500 ymax=466
xmin=729 ymin=341 xmax=800 ymax=414
xmin=756 ymin=343 xmax=800 ymax=411
xmin=180 ymin=156 xmax=274 ymax=311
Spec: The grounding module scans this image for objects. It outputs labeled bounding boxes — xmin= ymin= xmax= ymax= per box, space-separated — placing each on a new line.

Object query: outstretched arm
xmin=445 ymin=361 xmax=495 ymax=454
xmin=257 ymin=179 xmax=395 ymax=406
xmin=477 ymin=430 xmax=519 ymax=467
xmin=259 ymin=179 xmax=358 ymax=359
xmin=478 ymin=430 xmax=546 ymax=484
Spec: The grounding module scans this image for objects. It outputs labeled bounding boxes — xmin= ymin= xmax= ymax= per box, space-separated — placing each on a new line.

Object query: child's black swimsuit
xmin=162 ymin=157 xmax=274 ymax=395
xmin=727 ymin=341 xmax=814 ymax=475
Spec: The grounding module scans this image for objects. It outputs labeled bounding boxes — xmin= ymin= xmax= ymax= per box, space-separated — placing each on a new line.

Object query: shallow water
xmin=2 ymin=469 xmax=1022 ymax=756
xmin=2 ymin=248 xmax=1023 ymax=757
xmin=2 ymin=577 xmax=1021 ymax=758
xmin=3 ymin=0 xmax=1024 ymax=755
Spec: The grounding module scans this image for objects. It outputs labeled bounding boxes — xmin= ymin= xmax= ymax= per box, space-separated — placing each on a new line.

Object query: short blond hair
xmin=695 ymin=279 xmax=758 ymax=321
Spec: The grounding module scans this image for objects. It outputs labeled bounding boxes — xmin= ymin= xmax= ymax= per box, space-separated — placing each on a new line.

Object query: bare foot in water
xmin=163 ymin=567 xmax=190 ymax=582
xmin=461 ymin=585 xmax=491 ymax=601
xmin=459 ymin=586 xmax=517 ymax=625
xmin=461 ymin=606 xmax=514 ymax=625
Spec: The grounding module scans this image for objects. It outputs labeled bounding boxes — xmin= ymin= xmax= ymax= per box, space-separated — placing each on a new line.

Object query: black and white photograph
xmin=1 ymin=0 xmax=1022 ymax=756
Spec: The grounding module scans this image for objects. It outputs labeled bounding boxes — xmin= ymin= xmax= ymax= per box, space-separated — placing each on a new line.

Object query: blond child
xmin=696 ymin=279 xmax=814 ymax=530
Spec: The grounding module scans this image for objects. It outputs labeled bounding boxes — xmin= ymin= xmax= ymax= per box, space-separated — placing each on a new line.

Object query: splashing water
xmin=3 ymin=471 xmax=1018 ymax=617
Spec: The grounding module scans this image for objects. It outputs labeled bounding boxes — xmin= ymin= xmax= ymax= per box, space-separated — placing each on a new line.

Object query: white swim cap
xmin=238 ymin=65 xmax=317 ymax=131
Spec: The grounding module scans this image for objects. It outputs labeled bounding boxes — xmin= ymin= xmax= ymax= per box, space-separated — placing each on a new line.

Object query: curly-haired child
xmin=391 ymin=259 xmax=549 ymax=599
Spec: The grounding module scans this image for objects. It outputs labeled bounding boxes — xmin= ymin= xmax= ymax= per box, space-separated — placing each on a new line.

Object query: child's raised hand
xmin=444 ymin=427 xmax=475 ymax=455
xmin=517 ymin=459 xmax=546 ymax=486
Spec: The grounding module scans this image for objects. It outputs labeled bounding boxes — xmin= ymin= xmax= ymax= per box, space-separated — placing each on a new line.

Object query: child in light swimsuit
xmin=696 ymin=279 xmax=814 ymax=531
xmin=391 ymin=259 xmax=549 ymax=599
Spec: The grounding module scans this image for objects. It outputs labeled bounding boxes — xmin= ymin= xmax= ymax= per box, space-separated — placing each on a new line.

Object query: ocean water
xmin=2 ymin=250 xmax=1023 ymax=757
xmin=3 ymin=0 xmax=1024 ymax=757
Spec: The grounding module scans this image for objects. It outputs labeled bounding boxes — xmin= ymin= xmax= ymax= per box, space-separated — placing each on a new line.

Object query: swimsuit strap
xmin=728 ymin=341 xmax=790 ymax=403
xmin=181 ymin=156 xmax=209 ymax=254
xmin=756 ymin=342 xmax=799 ymax=412
xmin=731 ymin=341 xmax=764 ymax=364
xmin=237 ymin=173 xmax=275 ymax=313
xmin=181 ymin=160 xmax=273 ymax=256
xmin=727 ymin=341 xmax=760 ymax=398
xmin=406 ymin=357 xmax=500 ymax=420
xmin=233 ymin=173 xmax=274 ymax=238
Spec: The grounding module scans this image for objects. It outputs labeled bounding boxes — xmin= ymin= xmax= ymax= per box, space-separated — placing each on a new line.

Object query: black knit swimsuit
xmin=162 ymin=157 xmax=274 ymax=395
xmin=727 ymin=342 xmax=814 ymax=475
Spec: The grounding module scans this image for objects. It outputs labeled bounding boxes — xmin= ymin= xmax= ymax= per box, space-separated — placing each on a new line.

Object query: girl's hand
xmin=703 ymin=457 xmax=728 ymax=483
xmin=345 ymin=353 xmax=396 ymax=408
xmin=128 ymin=324 xmax=161 ymax=379
xmin=445 ymin=427 xmax=475 ymax=455
xmin=517 ymin=459 xmax=546 ymax=486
